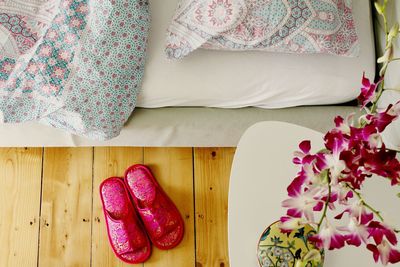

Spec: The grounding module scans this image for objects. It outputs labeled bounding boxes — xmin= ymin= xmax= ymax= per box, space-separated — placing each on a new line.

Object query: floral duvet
xmin=0 ymin=0 xmax=149 ymax=140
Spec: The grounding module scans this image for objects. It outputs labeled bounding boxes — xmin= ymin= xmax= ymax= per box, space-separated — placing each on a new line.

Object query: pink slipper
xmin=100 ymin=177 xmax=151 ymax=264
xmin=124 ymin=164 xmax=185 ymax=250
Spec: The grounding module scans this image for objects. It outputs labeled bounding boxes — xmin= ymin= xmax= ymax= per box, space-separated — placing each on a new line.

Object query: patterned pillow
xmin=165 ymin=0 xmax=360 ymax=59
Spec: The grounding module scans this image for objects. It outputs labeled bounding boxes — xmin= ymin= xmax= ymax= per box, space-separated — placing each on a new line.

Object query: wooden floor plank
xmin=143 ymin=148 xmax=195 ymax=267
xmin=92 ymin=147 xmax=144 ymax=267
xmin=38 ymin=148 xmax=93 ymax=267
xmin=0 ymin=146 xmax=235 ymax=266
xmin=194 ymin=148 xmax=235 ymax=267
xmin=0 ymin=148 xmax=43 ymax=267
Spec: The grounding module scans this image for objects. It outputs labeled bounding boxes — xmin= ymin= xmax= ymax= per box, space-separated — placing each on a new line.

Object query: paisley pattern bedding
xmin=0 ymin=0 xmax=150 ymax=140
xmin=166 ymin=0 xmax=359 ymax=59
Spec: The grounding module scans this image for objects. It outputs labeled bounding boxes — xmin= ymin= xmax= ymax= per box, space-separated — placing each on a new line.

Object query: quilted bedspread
xmin=0 ymin=0 xmax=150 ymax=140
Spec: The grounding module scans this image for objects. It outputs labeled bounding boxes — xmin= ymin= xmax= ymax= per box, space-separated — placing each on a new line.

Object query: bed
xmin=0 ymin=0 xmax=377 ymax=146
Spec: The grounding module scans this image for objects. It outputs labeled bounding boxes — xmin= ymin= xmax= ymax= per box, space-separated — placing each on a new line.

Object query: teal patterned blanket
xmin=0 ymin=0 xmax=149 ymax=140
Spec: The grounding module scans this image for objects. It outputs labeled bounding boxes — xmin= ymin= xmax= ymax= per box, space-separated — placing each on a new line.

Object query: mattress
xmin=137 ymin=0 xmax=375 ymax=108
xmin=0 ymin=106 xmax=359 ymax=147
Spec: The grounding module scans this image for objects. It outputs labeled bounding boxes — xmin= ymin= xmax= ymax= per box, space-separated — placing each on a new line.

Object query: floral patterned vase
xmin=257 ymin=222 xmax=324 ymax=267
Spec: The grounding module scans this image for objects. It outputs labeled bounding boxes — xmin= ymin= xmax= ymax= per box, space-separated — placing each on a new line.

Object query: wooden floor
xmin=0 ymin=147 xmax=235 ymax=267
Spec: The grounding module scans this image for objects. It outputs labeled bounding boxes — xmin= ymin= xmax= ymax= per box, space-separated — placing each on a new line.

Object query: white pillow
xmin=137 ymin=0 xmax=375 ymax=109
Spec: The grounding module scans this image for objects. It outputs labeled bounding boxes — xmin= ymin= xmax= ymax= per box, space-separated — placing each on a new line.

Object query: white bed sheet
xmin=137 ymin=0 xmax=375 ymax=108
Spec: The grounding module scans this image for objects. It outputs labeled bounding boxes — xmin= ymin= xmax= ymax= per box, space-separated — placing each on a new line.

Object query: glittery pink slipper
xmin=100 ymin=177 xmax=151 ymax=264
xmin=124 ymin=164 xmax=185 ymax=250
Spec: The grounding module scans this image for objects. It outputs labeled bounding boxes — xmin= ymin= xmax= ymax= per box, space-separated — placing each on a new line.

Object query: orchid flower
xmin=282 ymin=186 xmax=324 ymax=222
xmin=334 ymin=200 xmax=373 ymax=225
xmin=367 ymin=240 xmax=400 ymax=265
xmin=367 ymin=221 xmax=398 ymax=246
xmin=334 ymin=115 xmax=352 ymax=134
xmin=293 ymin=140 xmax=313 ymax=165
xmin=308 ymin=221 xmax=346 ymax=250
xmin=279 ymin=3 xmax=400 ymax=264
xmin=329 ymin=182 xmax=353 ymax=205
xmin=339 ymin=217 xmax=370 ymax=247
xmin=357 ymin=74 xmax=382 ymax=109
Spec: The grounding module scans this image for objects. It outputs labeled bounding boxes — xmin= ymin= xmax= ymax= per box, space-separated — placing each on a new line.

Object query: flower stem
xmin=370 ymin=79 xmax=385 ymax=114
xmin=370 ymin=4 xmax=390 ymax=114
xmin=347 ymin=184 xmax=384 ymax=221
xmin=317 ymin=175 xmax=332 ymax=231
xmin=382 ymin=6 xmax=389 ymax=38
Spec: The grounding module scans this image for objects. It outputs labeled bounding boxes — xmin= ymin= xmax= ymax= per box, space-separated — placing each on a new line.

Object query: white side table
xmin=228 ymin=121 xmax=399 ymax=267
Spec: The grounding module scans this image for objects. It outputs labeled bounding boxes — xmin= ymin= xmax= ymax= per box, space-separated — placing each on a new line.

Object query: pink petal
xmin=308 ymin=235 xmax=323 ymax=249
xmin=334 ymin=210 xmax=346 ymax=220
xmin=286 ymin=208 xmax=302 ymax=218
xmin=299 ymin=140 xmax=311 ymax=154
xmin=389 ymin=248 xmax=400 ymax=264
xmin=367 ymin=244 xmax=380 ymax=263
xmin=287 ymin=175 xmax=305 ymax=197
xmin=369 ymin=105 xmax=398 ymax=132
xmin=367 ymin=221 xmax=398 ymax=246
xmin=360 ymin=212 xmax=374 ymax=225
xmin=309 ymin=225 xmax=346 ymax=250
xmin=334 ymin=116 xmax=344 ymax=128
xmin=385 ymin=230 xmax=398 ymax=246
xmin=361 ymin=73 xmax=371 ymax=87
xmin=313 ymin=201 xmax=324 ymax=211
xmin=346 ymin=233 xmax=362 ymax=247
xmin=293 ymin=158 xmax=302 ymax=164
xmin=329 ymin=233 xmax=346 ymax=250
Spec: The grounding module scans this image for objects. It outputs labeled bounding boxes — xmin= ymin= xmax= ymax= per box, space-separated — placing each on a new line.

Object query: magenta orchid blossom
xmin=367 ymin=241 xmax=400 ymax=265
xmin=280 ymin=24 xmax=400 ymax=266
xmin=358 ymin=73 xmax=383 ymax=109
xmin=280 ymin=2 xmax=400 ymax=265
xmin=280 ymin=77 xmax=400 ymax=265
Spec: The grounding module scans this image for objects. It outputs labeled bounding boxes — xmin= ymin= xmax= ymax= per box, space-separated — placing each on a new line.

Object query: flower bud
xmin=388 ymin=23 xmax=399 ymax=43
xmin=374 ymin=2 xmax=385 ymax=15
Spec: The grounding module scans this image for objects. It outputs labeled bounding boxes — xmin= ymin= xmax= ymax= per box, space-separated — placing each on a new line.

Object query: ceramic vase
xmin=257 ymin=221 xmax=324 ymax=267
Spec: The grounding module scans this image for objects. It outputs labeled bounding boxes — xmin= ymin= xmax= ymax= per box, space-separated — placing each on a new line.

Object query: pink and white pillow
xmin=165 ymin=0 xmax=360 ymax=59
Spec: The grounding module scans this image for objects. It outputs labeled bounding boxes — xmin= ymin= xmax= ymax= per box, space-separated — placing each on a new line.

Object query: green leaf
xmin=397 ymin=192 xmax=400 ymax=198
